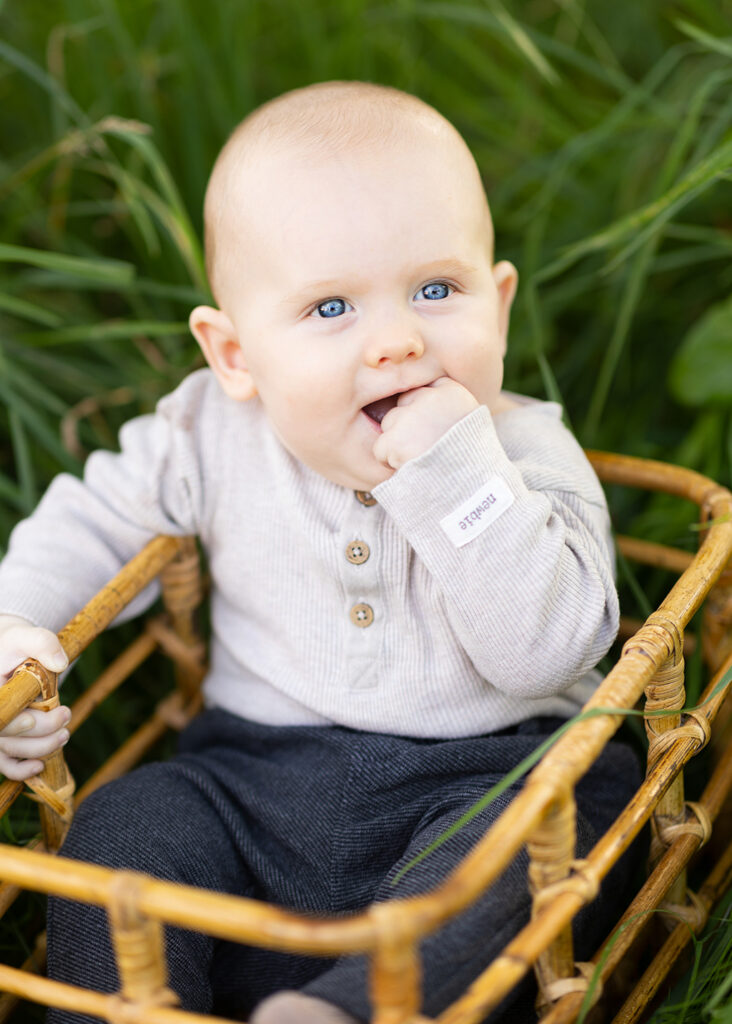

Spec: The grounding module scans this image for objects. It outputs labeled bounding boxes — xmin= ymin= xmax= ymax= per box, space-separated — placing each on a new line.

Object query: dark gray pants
xmin=47 ymin=710 xmax=641 ymax=1023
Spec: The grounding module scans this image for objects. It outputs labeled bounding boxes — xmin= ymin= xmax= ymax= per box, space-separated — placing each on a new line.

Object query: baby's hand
xmin=0 ymin=614 xmax=71 ymax=781
xmin=373 ymin=377 xmax=478 ymax=471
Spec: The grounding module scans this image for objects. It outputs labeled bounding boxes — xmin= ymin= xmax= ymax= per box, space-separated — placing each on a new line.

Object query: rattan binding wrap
xmin=0 ymin=452 xmax=730 ymax=1023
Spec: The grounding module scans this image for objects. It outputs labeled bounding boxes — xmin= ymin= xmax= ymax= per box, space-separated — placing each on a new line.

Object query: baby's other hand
xmin=0 ymin=614 xmax=71 ymax=781
xmin=372 ymin=377 xmax=478 ymax=471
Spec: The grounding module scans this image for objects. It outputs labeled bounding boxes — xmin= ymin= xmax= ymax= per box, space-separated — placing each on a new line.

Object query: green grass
xmin=0 ymin=0 xmax=731 ymax=1019
xmin=646 ymin=884 xmax=732 ymax=1024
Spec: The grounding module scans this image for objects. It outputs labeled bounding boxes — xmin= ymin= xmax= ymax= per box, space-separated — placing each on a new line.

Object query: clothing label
xmin=440 ymin=477 xmax=514 ymax=547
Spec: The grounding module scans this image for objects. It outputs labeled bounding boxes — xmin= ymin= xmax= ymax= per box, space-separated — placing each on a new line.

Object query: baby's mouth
xmin=362 ymin=393 xmax=401 ymax=426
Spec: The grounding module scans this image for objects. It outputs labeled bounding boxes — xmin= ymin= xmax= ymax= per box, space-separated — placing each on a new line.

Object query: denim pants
xmin=47 ymin=709 xmax=642 ymax=1023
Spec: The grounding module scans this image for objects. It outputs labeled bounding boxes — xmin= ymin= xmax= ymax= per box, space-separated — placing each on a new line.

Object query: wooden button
xmin=355 ymin=490 xmax=377 ymax=506
xmin=350 ymin=603 xmax=374 ymax=627
xmin=346 ymin=541 xmax=370 ymax=565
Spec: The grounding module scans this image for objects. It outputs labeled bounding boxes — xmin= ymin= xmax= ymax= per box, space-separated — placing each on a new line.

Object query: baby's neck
xmin=490 ymin=392 xmax=521 ymax=416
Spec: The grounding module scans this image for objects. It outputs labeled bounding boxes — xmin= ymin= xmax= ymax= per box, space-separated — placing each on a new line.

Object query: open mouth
xmin=362 ymin=393 xmax=401 ymax=426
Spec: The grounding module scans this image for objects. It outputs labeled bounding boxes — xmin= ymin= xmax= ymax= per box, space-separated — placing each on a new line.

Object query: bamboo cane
xmin=0 ymin=963 xmax=233 ymax=1024
xmin=0 ymin=535 xmax=183 ymax=732
xmin=159 ymin=536 xmax=206 ymax=702
xmin=528 ymin=794 xmax=578 ymax=1010
xmin=536 ymin=725 xmax=732 ymax=1024
xmin=616 ymin=536 xmax=693 ymax=575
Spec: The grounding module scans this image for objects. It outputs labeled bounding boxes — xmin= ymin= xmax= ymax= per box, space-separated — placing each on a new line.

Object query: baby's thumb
xmin=0 ymin=622 xmax=66 ymax=685
xmin=15 ymin=628 xmax=68 ymax=676
xmin=32 ymin=633 xmax=69 ymax=674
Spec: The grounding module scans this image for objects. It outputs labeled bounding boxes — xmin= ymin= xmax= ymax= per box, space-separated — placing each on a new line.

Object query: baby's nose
xmin=363 ymin=325 xmax=425 ymax=367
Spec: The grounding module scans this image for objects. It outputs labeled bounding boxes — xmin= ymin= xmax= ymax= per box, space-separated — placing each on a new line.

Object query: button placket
xmin=336 ymin=493 xmax=382 ymax=689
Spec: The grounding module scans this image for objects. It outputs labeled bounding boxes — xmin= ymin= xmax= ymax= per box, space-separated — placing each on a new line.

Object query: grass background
xmin=0 ymin=0 xmax=732 ymax=1019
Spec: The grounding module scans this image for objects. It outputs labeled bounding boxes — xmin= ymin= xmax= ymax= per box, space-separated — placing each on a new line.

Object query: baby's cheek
xmin=463 ymin=349 xmax=504 ymax=404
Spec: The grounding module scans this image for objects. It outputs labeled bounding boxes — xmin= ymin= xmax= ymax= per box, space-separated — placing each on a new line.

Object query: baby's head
xmin=190 ymin=81 xmax=517 ymax=491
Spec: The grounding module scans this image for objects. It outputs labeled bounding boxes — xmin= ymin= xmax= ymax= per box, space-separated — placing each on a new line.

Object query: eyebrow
xmin=414 ymin=258 xmax=479 ymax=280
xmin=281 ymin=258 xmax=479 ymax=306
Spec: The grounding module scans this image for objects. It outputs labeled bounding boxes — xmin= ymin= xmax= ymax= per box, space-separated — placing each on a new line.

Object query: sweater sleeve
xmin=372 ymin=402 xmax=618 ymax=699
xmin=0 ymin=372 xmax=208 ymax=632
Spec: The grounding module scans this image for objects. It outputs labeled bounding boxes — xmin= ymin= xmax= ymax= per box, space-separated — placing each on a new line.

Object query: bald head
xmin=204 ymin=81 xmax=494 ymax=306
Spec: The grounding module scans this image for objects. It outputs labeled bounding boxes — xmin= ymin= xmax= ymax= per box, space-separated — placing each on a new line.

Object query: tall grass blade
xmin=535 ymin=138 xmax=732 ymax=284
xmin=7 ymin=408 xmax=36 ymax=513
xmin=0 ymin=293 xmax=64 ymax=327
xmin=0 ymin=243 xmax=135 ymax=284
xmin=583 ymin=241 xmax=655 ymax=442
xmin=17 ymin=320 xmax=188 ymax=346
xmin=99 ymin=119 xmax=206 ymax=287
xmin=0 ymin=378 xmax=79 ymax=472
xmin=0 ymin=37 xmax=88 ymax=126
xmin=674 ymin=18 xmax=732 ymax=59
xmin=490 ymin=2 xmax=561 ymax=85
xmin=411 ymin=2 xmax=560 ymax=83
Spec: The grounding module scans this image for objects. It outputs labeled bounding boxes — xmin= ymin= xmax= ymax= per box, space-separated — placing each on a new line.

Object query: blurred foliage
xmin=670 ymin=296 xmax=732 ymax=406
xmin=0 ymin=2 xmax=731 ymax=1017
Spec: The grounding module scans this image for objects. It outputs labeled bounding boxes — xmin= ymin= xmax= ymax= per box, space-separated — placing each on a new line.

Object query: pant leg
xmin=303 ymin=731 xmax=642 ymax=1024
xmin=46 ymin=758 xmax=256 ymax=1024
xmin=46 ymin=709 xmax=349 ymax=1024
xmin=304 ymin=783 xmax=535 ymax=1022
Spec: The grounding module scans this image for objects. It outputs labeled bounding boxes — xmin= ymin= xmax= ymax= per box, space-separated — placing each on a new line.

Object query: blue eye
xmin=418 ymin=282 xmax=451 ymax=301
xmin=314 ymin=298 xmax=351 ymax=318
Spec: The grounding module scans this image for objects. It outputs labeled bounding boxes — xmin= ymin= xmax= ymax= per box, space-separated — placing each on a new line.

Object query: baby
xmin=0 ymin=82 xmax=639 ymax=1023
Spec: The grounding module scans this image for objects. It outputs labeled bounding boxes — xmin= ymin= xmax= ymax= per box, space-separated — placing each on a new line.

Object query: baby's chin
xmin=317 ymin=459 xmax=396 ymax=494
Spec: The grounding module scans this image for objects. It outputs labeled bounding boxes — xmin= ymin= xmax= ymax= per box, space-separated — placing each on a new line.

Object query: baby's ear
xmin=188 ymin=306 xmax=257 ymax=401
xmin=492 ymin=261 xmax=518 ymax=353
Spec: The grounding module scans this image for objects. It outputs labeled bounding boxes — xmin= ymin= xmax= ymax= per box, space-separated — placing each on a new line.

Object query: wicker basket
xmin=0 ymin=451 xmax=731 ymax=1024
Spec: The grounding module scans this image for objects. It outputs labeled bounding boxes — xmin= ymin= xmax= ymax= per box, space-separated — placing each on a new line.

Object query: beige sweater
xmin=0 ymin=369 xmax=618 ymax=737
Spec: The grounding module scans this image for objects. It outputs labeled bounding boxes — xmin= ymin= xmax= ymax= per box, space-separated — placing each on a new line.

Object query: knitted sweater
xmin=0 ymin=369 xmax=618 ymax=737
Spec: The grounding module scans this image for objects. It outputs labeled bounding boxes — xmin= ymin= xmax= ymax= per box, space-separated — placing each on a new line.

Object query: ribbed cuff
xmin=372 ymin=406 xmax=527 ymax=541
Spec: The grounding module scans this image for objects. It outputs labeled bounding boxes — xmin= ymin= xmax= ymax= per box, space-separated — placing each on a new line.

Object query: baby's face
xmin=212 ymin=137 xmax=516 ymax=491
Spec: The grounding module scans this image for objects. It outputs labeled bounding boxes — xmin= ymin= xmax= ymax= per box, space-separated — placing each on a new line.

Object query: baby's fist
xmin=373 ymin=377 xmax=478 ymax=471
xmin=0 ymin=615 xmax=71 ymax=781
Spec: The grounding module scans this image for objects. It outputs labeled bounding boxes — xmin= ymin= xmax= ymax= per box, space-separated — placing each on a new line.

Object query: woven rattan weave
xmin=0 ymin=451 xmax=731 ymax=1024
